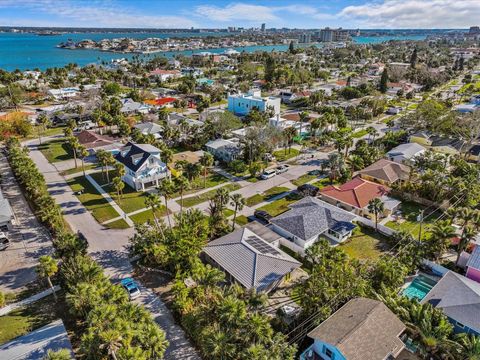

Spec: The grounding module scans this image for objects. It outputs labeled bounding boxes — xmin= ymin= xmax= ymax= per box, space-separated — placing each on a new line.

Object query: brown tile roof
xmin=356 ymin=159 xmax=410 ymax=184
xmin=320 ymin=177 xmax=390 ymax=209
xmin=308 ymin=297 xmax=406 ymax=360
xmin=76 ymin=130 xmax=115 ymax=149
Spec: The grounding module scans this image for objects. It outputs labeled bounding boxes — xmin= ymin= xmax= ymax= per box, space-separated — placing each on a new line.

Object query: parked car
xmin=260 ymin=169 xmax=277 ymax=180
xmin=254 ymin=210 xmax=272 ymax=223
xmin=263 ymin=153 xmax=276 ymax=162
xmin=276 ymin=164 xmax=290 ymax=174
xmin=75 ymin=120 xmax=95 ymax=131
xmin=0 ymin=232 xmax=10 ymax=251
xmin=121 ymin=278 xmax=141 ymax=300
xmin=307 ymin=169 xmax=322 ymax=176
xmin=297 ymin=184 xmax=320 ymax=197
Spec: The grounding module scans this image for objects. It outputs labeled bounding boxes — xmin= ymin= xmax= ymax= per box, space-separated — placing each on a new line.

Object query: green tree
xmin=410 ymin=48 xmax=418 ymax=69
xmin=67 ymin=136 xmax=79 ymax=168
xmin=112 ymin=177 xmax=125 ymax=204
xmin=283 ymin=127 xmax=297 ymax=154
xmin=144 ymin=193 xmax=165 ymax=236
xmin=157 ymin=179 xmax=175 ymax=228
xmin=379 ymin=68 xmax=389 ymax=93
xmin=230 ymin=193 xmax=245 ymax=231
xmin=37 ymin=113 xmax=50 ymax=145
xmin=427 ymin=221 xmax=456 ymax=260
xmin=43 ymin=349 xmax=73 ymax=360
xmin=199 ymin=152 xmax=214 ymax=188
xmin=37 ymin=255 xmax=58 ymax=301
xmin=78 ymin=145 xmax=89 ymax=177
xmin=367 ymin=198 xmax=384 ymax=232
xmin=175 ymin=176 xmax=190 ymax=216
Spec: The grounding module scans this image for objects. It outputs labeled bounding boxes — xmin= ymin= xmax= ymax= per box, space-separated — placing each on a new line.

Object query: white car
xmin=0 ymin=232 xmax=9 ymax=251
xmin=260 ymin=169 xmax=277 ymax=180
xmin=276 ymin=164 xmax=290 ymax=174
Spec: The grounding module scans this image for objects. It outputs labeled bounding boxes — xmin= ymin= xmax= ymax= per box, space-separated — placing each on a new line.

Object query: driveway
xmin=0 ymin=150 xmax=53 ymax=292
xmin=25 ymin=138 xmax=200 ymax=360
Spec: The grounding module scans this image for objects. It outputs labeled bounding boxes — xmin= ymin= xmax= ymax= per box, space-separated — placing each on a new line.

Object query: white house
xmin=228 ymin=89 xmax=281 ymax=116
xmin=270 ymin=197 xmax=356 ymax=255
xmin=269 ymin=115 xmax=310 ymax=136
xmin=386 ymin=143 xmax=426 ymax=165
xmin=149 ymin=69 xmax=181 ymax=82
xmin=120 ymin=98 xmax=150 ymax=114
xmin=205 ymin=138 xmax=241 ymax=163
xmin=48 ymin=87 xmax=80 ymax=100
xmin=114 ymin=142 xmax=170 ymax=191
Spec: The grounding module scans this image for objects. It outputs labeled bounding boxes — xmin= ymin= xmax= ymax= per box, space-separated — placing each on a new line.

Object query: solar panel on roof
xmin=245 ymin=236 xmax=281 ymax=256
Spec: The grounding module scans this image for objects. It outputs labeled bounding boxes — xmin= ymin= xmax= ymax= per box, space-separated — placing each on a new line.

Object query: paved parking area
xmin=0 ymin=150 xmax=53 ymax=292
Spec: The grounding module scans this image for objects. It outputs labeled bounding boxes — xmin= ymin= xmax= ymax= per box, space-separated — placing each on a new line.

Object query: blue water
xmin=0 ymin=32 xmax=427 ymax=71
xmin=402 ymin=275 xmax=437 ymax=301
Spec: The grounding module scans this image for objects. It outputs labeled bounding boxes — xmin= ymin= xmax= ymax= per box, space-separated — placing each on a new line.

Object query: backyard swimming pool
xmin=402 ymin=274 xmax=438 ymax=300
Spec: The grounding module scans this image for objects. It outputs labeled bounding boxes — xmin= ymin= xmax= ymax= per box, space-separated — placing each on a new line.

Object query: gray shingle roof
xmin=203 ymin=226 xmax=301 ymax=292
xmin=115 ymin=142 xmax=162 ymax=172
xmin=422 ymin=271 xmax=480 ymax=332
xmin=387 ymin=143 xmax=425 ymax=158
xmin=270 ymin=197 xmax=356 ymax=241
xmin=134 ymin=122 xmax=163 ymax=135
xmin=307 ymin=297 xmax=406 ymax=360
xmin=467 ymin=246 xmax=480 ymax=270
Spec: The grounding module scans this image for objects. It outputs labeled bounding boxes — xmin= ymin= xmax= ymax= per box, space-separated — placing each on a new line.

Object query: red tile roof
xmin=76 ymin=130 xmax=115 ymax=149
xmin=321 ymin=177 xmax=390 ymax=209
xmin=145 ymin=97 xmax=177 ymax=106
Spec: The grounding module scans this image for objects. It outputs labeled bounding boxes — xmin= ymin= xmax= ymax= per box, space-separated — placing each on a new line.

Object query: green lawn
xmin=25 ymin=126 xmax=66 ymax=140
xmin=235 ymin=215 xmax=249 ymax=226
xmin=257 ymin=193 xmax=303 ymax=217
xmin=182 ymin=184 xmax=241 ymax=208
xmin=105 ymin=218 xmax=131 ymax=229
xmin=339 ymin=226 xmax=391 ymax=261
xmin=224 ymin=208 xmax=234 ymax=218
xmin=352 ymin=129 xmax=368 ymax=138
xmin=292 ymin=174 xmax=317 ymax=186
xmin=60 ymin=163 xmax=98 ymax=176
xmin=245 ymin=186 xmax=290 ymax=207
xmin=171 ymin=172 xmax=228 ymax=198
xmin=67 ymin=176 xmax=120 ymax=223
xmin=311 ymin=177 xmax=338 ymax=189
xmin=38 ymin=138 xmax=72 ymax=163
xmin=0 ymin=293 xmax=60 ymax=344
xmin=130 ymin=207 xmax=170 ymax=225
xmin=385 ymin=201 xmax=440 ymax=239
xmin=273 ymin=148 xmax=300 ymax=162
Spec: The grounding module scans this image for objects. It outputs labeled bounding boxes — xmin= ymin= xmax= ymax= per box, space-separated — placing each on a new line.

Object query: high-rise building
xmin=469 ymin=26 xmax=480 ymax=35
xmin=299 ymin=33 xmax=312 ymax=43
xmin=261 ymin=23 xmax=266 ymax=32
xmin=318 ymin=27 xmax=350 ymax=42
xmin=319 ymin=28 xmax=334 ymax=42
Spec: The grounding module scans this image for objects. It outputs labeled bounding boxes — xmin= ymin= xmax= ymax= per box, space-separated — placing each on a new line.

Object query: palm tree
xmin=104 ymin=152 xmax=115 ymax=184
xmin=230 ymin=193 xmax=245 ymax=231
xmin=67 ymin=136 xmax=79 ymax=168
xmin=144 ymin=193 xmax=163 ymax=234
xmin=175 ymin=176 xmax=190 ymax=216
xmin=157 ymin=179 xmax=175 ymax=228
xmin=199 ymin=152 xmax=214 ymax=188
xmin=298 ymin=111 xmax=310 ymax=138
xmin=99 ymin=329 xmax=123 ymax=360
xmin=96 ymin=149 xmax=107 ymax=181
xmin=428 ymin=221 xmax=456 ymax=260
xmin=43 ymin=349 xmax=73 ymax=360
xmin=37 ymin=255 xmax=58 ymax=301
xmin=327 ymin=152 xmax=344 ymax=183
xmin=112 ymin=177 xmax=124 ymax=204
xmin=37 ymin=113 xmax=50 ymax=145
xmin=78 ymin=145 xmax=89 ymax=177
xmin=457 ymin=225 xmax=476 ymax=264
xmin=367 ymin=198 xmax=384 ymax=231
xmin=456 ymin=333 xmax=480 ymax=359
xmin=283 ymin=126 xmax=297 ymax=154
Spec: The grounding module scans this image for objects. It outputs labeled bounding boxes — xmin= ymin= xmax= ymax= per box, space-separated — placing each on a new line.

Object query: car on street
xmin=275 ymin=164 xmax=290 ymax=174
xmin=0 ymin=232 xmax=10 ymax=251
xmin=254 ymin=210 xmax=273 ymax=223
xmin=263 ymin=153 xmax=276 ymax=162
xmin=121 ymin=277 xmax=141 ymax=300
xmin=260 ymin=169 xmax=277 ymax=180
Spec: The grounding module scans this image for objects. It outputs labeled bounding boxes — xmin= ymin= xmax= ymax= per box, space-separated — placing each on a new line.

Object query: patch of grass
xmin=292 ymin=174 xmax=317 ymax=186
xmin=385 ymin=201 xmax=439 ymax=239
xmin=0 ymin=292 xmax=62 ymax=344
xmin=25 ymin=126 xmax=66 ymax=140
xmin=89 ymin=169 xmax=115 ymax=186
xmin=235 ymin=215 xmax=249 ymax=226
xmin=67 ymin=176 xmax=120 ymax=223
xmin=246 ymin=194 xmax=264 ymax=207
xmin=130 ymin=207 xmax=170 ymax=225
xmin=273 ymin=148 xmax=300 ymax=162
xmin=171 ymin=172 xmax=228 ymax=198
xmin=352 ymin=129 xmax=368 ymax=138
xmin=105 ymin=218 xmax=131 ymax=229
xmin=60 ymin=163 xmax=98 ymax=176
xmin=339 ymin=226 xmax=391 ymax=261
xmin=311 ymin=177 xmax=338 ymax=190
xmin=223 ymin=208 xmax=234 ymax=217
xmin=246 ymin=176 xmax=259 ymax=183
xmin=182 ymin=183 xmax=241 ymax=208
xmin=257 ymin=193 xmax=303 ymax=217
xmin=264 ymin=186 xmax=290 ymax=197
xmin=38 ymin=138 xmax=72 ymax=163
xmin=245 ymin=186 xmax=290 ymax=207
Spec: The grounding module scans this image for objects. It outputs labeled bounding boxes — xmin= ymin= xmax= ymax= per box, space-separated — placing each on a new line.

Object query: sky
xmin=0 ymin=0 xmax=479 ymax=29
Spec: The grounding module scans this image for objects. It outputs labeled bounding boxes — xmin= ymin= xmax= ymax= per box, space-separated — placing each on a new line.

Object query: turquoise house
xmin=300 ymin=298 xmax=407 ymax=360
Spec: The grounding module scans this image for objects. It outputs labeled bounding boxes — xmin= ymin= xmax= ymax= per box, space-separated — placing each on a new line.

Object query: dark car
xmin=254 ymin=210 xmax=272 ymax=223
xmin=297 ymin=184 xmax=320 ymax=197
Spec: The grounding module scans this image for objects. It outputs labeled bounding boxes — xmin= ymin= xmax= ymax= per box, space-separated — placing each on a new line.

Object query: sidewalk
xmin=85 ymin=174 xmax=134 ymax=227
xmin=0 ymin=285 xmax=61 ymax=316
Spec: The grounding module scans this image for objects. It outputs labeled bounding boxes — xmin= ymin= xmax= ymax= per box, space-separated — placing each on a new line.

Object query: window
xmin=323 ymin=346 xmax=334 ymax=359
xmin=457 ymin=322 xmax=465 ymax=329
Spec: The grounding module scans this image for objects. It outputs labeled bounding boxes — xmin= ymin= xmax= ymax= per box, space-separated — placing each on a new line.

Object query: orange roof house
xmin=320 ymin=177 xmax=390 ymax=210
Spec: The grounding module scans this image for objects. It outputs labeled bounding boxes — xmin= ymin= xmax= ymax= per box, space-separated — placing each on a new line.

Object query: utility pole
xmin=418 ymin=210 xmax=424 ymax=242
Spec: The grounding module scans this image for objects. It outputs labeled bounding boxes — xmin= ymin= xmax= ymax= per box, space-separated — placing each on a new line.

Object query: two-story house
xmin=114 ymin=142 xmax=170 ymax=191
xmin=227 ymin=89 xmax=281 ymax=116
xmin=205 ymin=138 xmax=242 ymax=163
xmin=270 ymin=197 xmax=356 ymax=255
xmin=301 ymin=297 xmax=407 ymax=360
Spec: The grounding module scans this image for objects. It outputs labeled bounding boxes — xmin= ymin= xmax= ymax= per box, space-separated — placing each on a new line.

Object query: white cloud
xmin=340 ymin=0 xmax=480 ymax=28
xmin=194 ymin=2 xmax=333 ymax=24
xmin=194 ymin=3 xmax=279 ymax=22
xmin=0 ymin=0 xmax=197 ymax=28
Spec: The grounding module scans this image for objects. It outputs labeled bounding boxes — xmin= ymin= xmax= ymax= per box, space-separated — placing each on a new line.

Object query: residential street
xmin=0 ymin=150 xmax=53 ymax=292
xmin=24 ymin=138 xmax=201 ymax=360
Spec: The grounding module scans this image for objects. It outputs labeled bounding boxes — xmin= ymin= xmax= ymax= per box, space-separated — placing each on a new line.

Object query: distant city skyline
xmin=0 ymin=0 xmax=479 ymax=29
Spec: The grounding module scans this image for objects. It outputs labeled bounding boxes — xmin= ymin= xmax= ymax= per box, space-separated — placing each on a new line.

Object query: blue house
xmin=300 ymin=298 xmax=407 ymax=360
xmin=422 ymin=271 xmax=480 ymax=336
